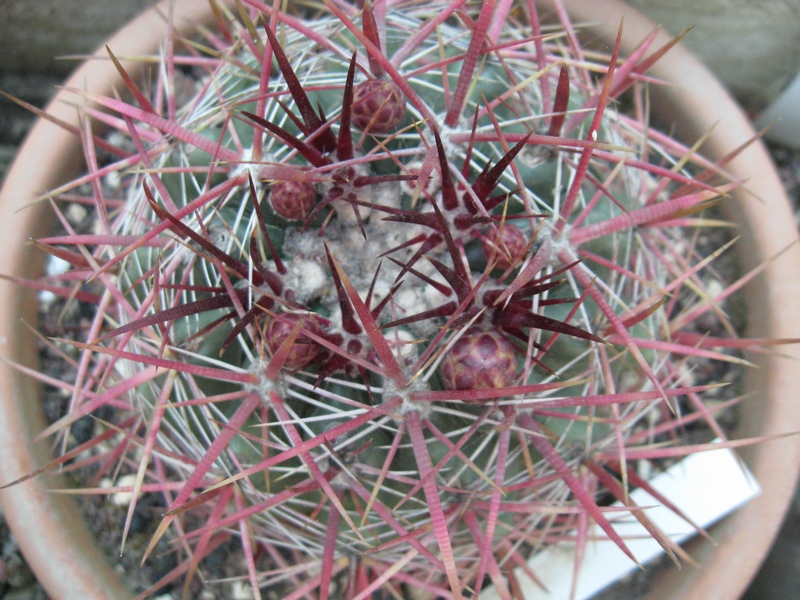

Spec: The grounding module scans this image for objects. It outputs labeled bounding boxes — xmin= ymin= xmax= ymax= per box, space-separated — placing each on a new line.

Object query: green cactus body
xmin=33 ymin=2 xmax=740 ymax=597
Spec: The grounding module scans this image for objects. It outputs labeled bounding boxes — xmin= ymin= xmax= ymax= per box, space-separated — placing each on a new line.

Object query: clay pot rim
xmin=0 ymin=1 xmax=220 ymax=598
xmin=553 ymin=1 xmax=800 ymax=597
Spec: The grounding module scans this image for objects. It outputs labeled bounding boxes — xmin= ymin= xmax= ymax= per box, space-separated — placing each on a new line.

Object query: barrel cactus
xmin=6 ymin=1 xmax=759 ymax=598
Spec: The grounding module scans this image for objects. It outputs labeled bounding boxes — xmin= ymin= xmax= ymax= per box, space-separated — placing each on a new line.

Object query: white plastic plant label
xmin=480 ymin=443 xmax=760 ymax=599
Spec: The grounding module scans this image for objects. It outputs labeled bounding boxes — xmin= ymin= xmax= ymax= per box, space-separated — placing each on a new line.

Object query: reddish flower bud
xmin=440 ymin=328 xmax=518 ymax=391
xmin=482 ymin=224 xmax=527 ymax=270
xmin=270 ymin=180 xmax=316 ymax=220
xmin=265 ymin=313 xmax=322 ymax=369
xmin=352 ymin=79 xmax=406 ymax=133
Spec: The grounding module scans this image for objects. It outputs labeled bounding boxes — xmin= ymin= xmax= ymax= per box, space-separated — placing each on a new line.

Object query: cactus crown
xmin=12 ymin=1 xmax=751 ymax=597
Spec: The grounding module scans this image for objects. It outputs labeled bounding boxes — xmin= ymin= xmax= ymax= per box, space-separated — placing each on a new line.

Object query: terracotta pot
xmin=625 ymin=0 xmax=800 ymax=111
xmin=1 ymin=1 xmax=798 ymax=599
xmin=0 ymin=1 xmax=220 ymax=598
xmin=546 ymin=2 xmax=800 ymax=598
